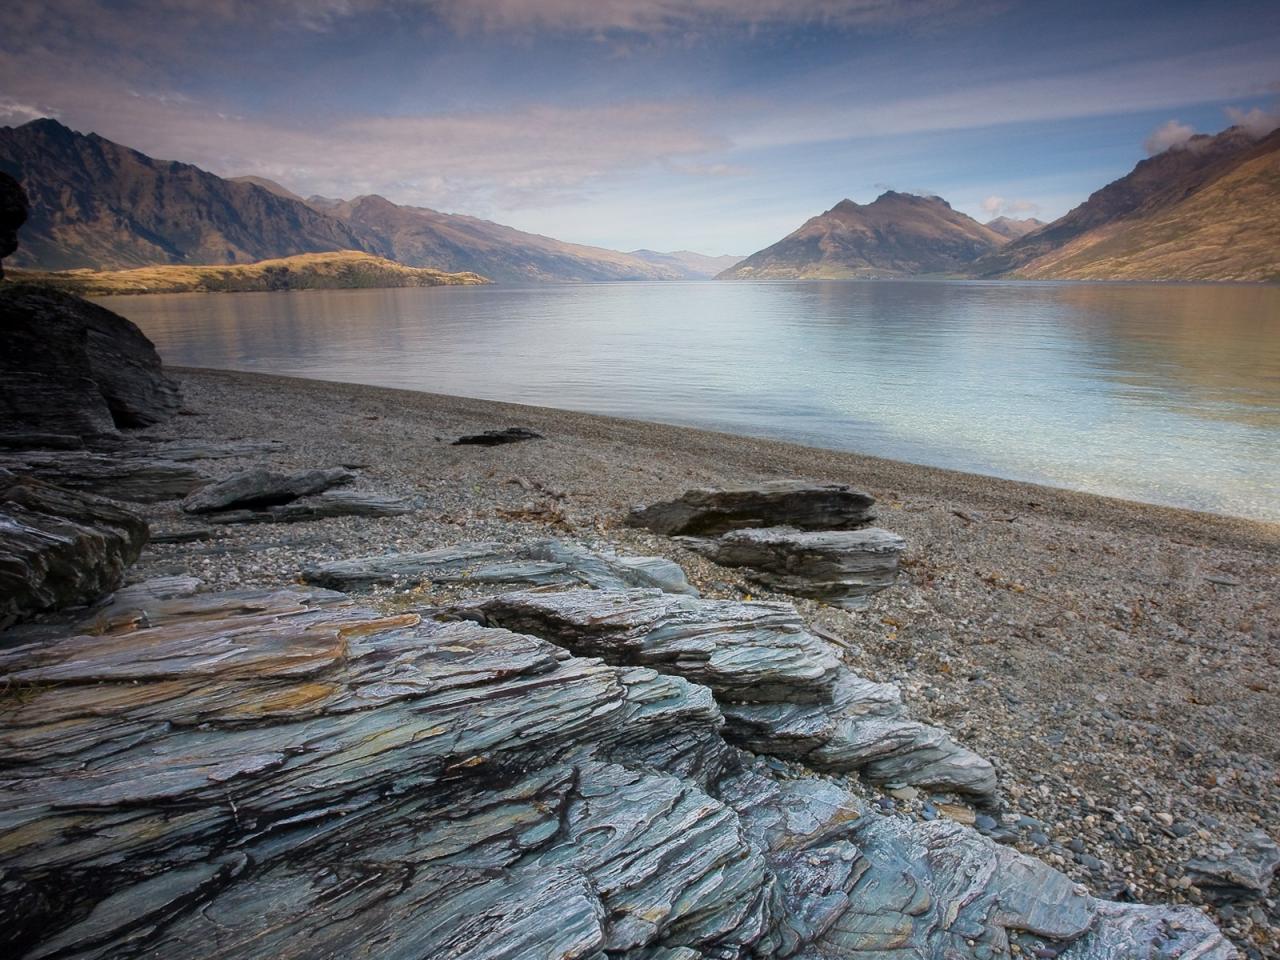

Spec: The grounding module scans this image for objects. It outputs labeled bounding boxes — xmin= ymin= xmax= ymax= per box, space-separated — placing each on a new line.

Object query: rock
xmin=0 ymin=450 xmax=209 ymax=502
xmin=627 ymin=480 xmax=876 ymax=536
xmin=180 ymin=466 xmax=354 ymax=513
xmin=1186 ymin=830 xmax=1280 ymax=902
xmin=204 ymin=489 xmax=417 ymax=524
xmin=0 ymin=170 xmax=29 ymax=279
xmin=453 ymin=426 xmax=543 ymax=446
xmin=303 ymin=538 xmax=698 ymax=595
xmin=140 ymin=438 xmax=288 ymax=461
xmin=0 ymin=476 xmax=148 ymax=627
xmin=683 ymin=525 xmax=905 ymax=608
xmin=458 ymin=588 xmax=998 ymax=800
xmin=0 ymin=583 xmax=1232 ymax=959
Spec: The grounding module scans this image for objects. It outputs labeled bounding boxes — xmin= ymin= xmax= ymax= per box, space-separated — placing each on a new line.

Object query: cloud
xmin=980 ymin=195 xmax=1040 ymax=218
xmin=1225 ymin=103 xmax=1280 ymax=137
xmin=1143 ymin=119 xmax=1196 ymax=155
xmin=0 ymin=98 xmax=54 ymax=123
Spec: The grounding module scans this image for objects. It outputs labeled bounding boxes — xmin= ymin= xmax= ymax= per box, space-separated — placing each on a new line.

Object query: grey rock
xmin=0 ymin=476 xmax=148 ymax=628
xmin=1186 ymin=830 xmax=1280 ymax=902
xmin=453 ymin=426 xmax=543 ymax=445
xmin=684 ymin=525 xmax=905 ymax=609
xmin=627 ymin=480 xmax=876 ymax=535
xmin=204 ymin=489 xmax=417 ymax=524
xmin=303 ymin=538 xmax=698 ymax=595
xmin=0 ymin=170 xmax=29 ymax=279
xmin=1 ymin=450 xmax=208 ymax=502
xmin=181 ymin=466 xmax=354 ymax=513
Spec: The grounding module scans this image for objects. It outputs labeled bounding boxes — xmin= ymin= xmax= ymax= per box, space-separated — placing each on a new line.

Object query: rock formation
xmin=180 ymin=466 xmax=355 ymax=513
xmin=627 ymin=481 xmax=876 ymax=536
xmin=0 ymin=170 xmax=28 ymax=279
xmin=453 ymin=427 xmax=543 ymax=446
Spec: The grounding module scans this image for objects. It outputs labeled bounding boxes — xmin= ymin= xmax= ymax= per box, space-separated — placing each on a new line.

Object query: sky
xmin=2 ymin=0 xmax=1278 ymax=254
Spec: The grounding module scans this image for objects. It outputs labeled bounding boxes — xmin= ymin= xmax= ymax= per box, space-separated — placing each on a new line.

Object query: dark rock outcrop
xmin=1 ymin=450 xmax=209 ymax=503
xmin=205 ymin=489 xmax=417 ymax=524
xmin=453 ymin=426 xmax=543 ymax=446
xmin=0 ymin=476 xmax=148 ymax=627
xmin=0 ymin=286 xmax=181 ymax=441
xmin=627 ymin=481 xmax=876 ymax=536
xmin=180 ymin=466 xmax=354 ymax=513
xmin=0 ymin=170 xmax=28 ymax=278
xmin=0 ymin=582 xmax=1233 ymax=958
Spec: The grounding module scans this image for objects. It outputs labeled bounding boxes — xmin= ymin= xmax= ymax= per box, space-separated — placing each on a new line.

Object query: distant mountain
xmin=984 ymin=216 xmax=1045 ymax=241
xmin=311 ymin=194 xmax=682 ymax=283
xmin=969 ymin=125 xmax=1273 ymax=279
xmin=229 ymin=176 xmax=307 ymax=204
xmin=0 ymin=119 xmax=367 ymax=270
xmin=627 ymin=249 xmax=744 ymax=279
xmin=1010 ymin=129 xmax=1280 ymax=282
xmin=719 ymin=191 xmax=1005 ymax=280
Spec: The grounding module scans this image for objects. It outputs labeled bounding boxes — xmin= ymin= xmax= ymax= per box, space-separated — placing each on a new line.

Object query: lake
xmin=96 ymin=281 xmax=1280 ymax=522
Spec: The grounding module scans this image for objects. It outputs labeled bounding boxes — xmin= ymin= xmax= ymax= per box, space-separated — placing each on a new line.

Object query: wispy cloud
xmin=980 ymin=195 xmax=1041 ymax=218
xmin=1225 ymin=102 xmax=1280 ymax=136
xmin=1143 ymin=119 xmax=1196 ymax=155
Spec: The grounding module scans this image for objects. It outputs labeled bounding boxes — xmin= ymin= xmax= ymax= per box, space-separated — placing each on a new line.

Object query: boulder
xmin=0 ymin=476 xmax=148 ymax=627
xmin=0 ymin=171 xmax=29 ymax=279
xmin=303 ymin=538 xmax=698 ymax=595
xmin=180 ymin=466 xmax=354 ymax=513
xmin=1 ymin=450 xmax=209 ymax=502
xmin=1186 ymin=830 xmax=1280 ymax=902
xmin=684 ymin=525 xmax=906 ymax=608
xmin=0 ymin=583 xmax=1232 ymax=959
xmin=627 ymin=480 xmax=876 ymax=535
xmin=453 ymin=426 xmax=543 ymax=446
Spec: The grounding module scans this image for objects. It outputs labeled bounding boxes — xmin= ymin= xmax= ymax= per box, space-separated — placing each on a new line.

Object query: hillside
xmin=628 ymin=249 xmax=744 ymax=278
xmin=0 ymin=119 xmax=368 ymax=270
xmin=5 ymin=250 xmax=487 ymax=295
xmin=719 ymin=192 xmax=1005 ymax=279
xmin=985 ymin=216 xmax=1045 ymax=241
xmin=312 ymin=194 xmax=684 ymax=283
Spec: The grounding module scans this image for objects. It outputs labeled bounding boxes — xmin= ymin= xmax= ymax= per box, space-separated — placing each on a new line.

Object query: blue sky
xmin=2 ymin=0 xmax=1278 ymax=254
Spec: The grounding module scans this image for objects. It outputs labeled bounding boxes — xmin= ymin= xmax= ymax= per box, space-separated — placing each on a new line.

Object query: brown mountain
xmin=970 ymin=125 xmax=1273 ymax=279
xmin=0 ymin=119 xmax=368 ymax=270
xmin=984 ymin=216 xmax=1046 ymax=241
xmin=310 ymin=194 xmax=682 ymax=283
xmin=718 ymin=192 xmax=1006 ymax=280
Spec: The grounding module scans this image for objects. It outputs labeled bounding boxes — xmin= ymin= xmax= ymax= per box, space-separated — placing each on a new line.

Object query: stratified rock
xmin=453 ymin=426 xmax=543 ymax=446
xmin=180 ymin=466 xmax=354 ymax=513
xmin=303 ymin=538 xmax=697 ymax=595
xmin=1186 ymin=830 xmax=1280 ymax=903
xmin=458 ymin=588 xmax=997 ymax=800
xmin=0 ymin=476 xmax=148 ymax=627
xmin=0 ymin=286 xmax=181 ymax=431
xmin=205 ymin=489 xmax=417 ymax=524
xmin=0 ymin=170 xmax=29 ymax=279
xmin=685 ymin=526 xmax=906 ymax=609
xmin=136 ymin=438 xmax=288 ymax=461
xmin=627 ymin=480 xmax=876 ymax=535
xmin=1 ymin=450 xmax=208 ymax=502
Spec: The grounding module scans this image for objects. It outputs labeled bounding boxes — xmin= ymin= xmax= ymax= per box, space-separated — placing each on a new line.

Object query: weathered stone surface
xmin=181 ymin=466 xmax=354 ymax=513
xmin=459 ymin=588 xmax=998 ymax=800
xmin=303 ymin=538 xmax=698 ymax=595
xmin=453 ymin=426 xmax=543 ymax=446
xmin=685 ymin=526 xmax=906 ymax=609
xmin=1 ymin=450 xmax=208 ymax=502
xmin=628 ymin=480 xmax=876 ymax=536
xmin=0 ymin=476 xmax=148 ymax=627
xmin=0 ymin=170 xmax=29 ymax=279
xmin=1186 ymin=830 xmax=1280 ymax=903
xmin=0 ymin=583 xmax=1231 ymax=960
xmin=204 ymin=489 xmax=417 ymax=524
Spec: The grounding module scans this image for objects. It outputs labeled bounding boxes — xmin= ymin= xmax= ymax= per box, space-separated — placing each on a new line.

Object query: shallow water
xmin=97 ymin=280 xmax=1280 ymax=522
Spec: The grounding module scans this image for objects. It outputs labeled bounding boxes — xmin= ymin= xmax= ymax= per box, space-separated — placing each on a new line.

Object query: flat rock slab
xmin=1 ymin=450 xmax=209 ymax=503
xmin=627 ymin=480 xmax=876 ymax=536
xmin=0 ymin=583 xmax=1232 ymax=959
xmin=1186 ymin=829 xmax=1280 ymax=902
xmin=205 ymin=489 xmax=417 ymax=525
xmin=303 ymin=538 xmax=698 ymax=595
xmin=0 ymin=476 xmax=148 ymax=628
xmin=453 ymin=426 xmax=543 ymax=446
xmin=684 ymin=525 xmax=906 ymax=609
xmin=459 ymin=588 xmax=997 ymax=800
xmin=181 ymin=466 xmax=354 ymax=513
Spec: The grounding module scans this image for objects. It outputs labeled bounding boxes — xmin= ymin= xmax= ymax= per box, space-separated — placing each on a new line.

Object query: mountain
xmin=310 ymin=195 xmax=683 ymax=283
xmin=718 ymin=192 xmax=1006 ymax=280
xmin=0 ymin=119 xmax=368 ymax=270
xmin=627 ymin=249 xmax=744 ymax=279
xmin=1010 ymin=129 xmax=1280 ymax=281
xmin=969 ymin=125 xmax=1273 ymax=279
xmin=8 ymin=251 xmax=487 ymax=296
xmin=984 ymin=216 xmax=1046 ymax=241
xmin=229 ymin=176 xmax=307 ymax=204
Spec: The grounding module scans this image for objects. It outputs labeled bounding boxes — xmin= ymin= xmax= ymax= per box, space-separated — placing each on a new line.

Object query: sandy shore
xmin=134 ymin=366 xmax=1279 ymax=952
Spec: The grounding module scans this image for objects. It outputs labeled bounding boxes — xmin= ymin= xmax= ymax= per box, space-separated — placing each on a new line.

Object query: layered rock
xmin=303 ymin=538 xmax=698 ymax=595
xmin=0 ymin=170 xmax=28 ymax=279
xmin=0 ymin=476 xmax=148 ymax=627
xmin=0 ymin=583 xmax=1232 ymax=959
xmin=683 ymin=526 xmax=906 ymax=609
xmin=457 ymin=588 xmax=997 ymax=799
xmin=1 ymin=449 xmax=209 ymax=503
xmin=181 ymin=466 xmax=354 ymax=513
xmin=204 ymin=489 xmax=418 ymax=524
xmin=628 ymin=480 xmax=876 ymax=536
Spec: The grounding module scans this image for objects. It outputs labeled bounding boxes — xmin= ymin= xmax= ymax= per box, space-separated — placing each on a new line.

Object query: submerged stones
xmin=627 ymin=480 xmax=876 ymax=536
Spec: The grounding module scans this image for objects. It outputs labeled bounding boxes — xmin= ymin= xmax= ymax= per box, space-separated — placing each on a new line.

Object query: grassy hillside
xmin=5 ymin=251 xmax=488 ymax=295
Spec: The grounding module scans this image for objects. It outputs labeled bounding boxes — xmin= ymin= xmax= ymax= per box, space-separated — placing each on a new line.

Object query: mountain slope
xmin=628 ymin=249 xmax=744 ymax=278
xmin=1013 ymin=130 xmax=1280 ymax=281
xmin=719 ymin=192 xmax=1005 ymax=280
xmin=0 ymin=119 xmax=368 ymax=270
xmin=969 ymin=126 xmax=1269 ymax=278
xmin=985 ymin=216 xmax=1045 ymax=241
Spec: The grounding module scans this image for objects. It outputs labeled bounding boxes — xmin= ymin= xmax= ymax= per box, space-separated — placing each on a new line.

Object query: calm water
xmin=97 ymin=281 xmax=1280 ymax=522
